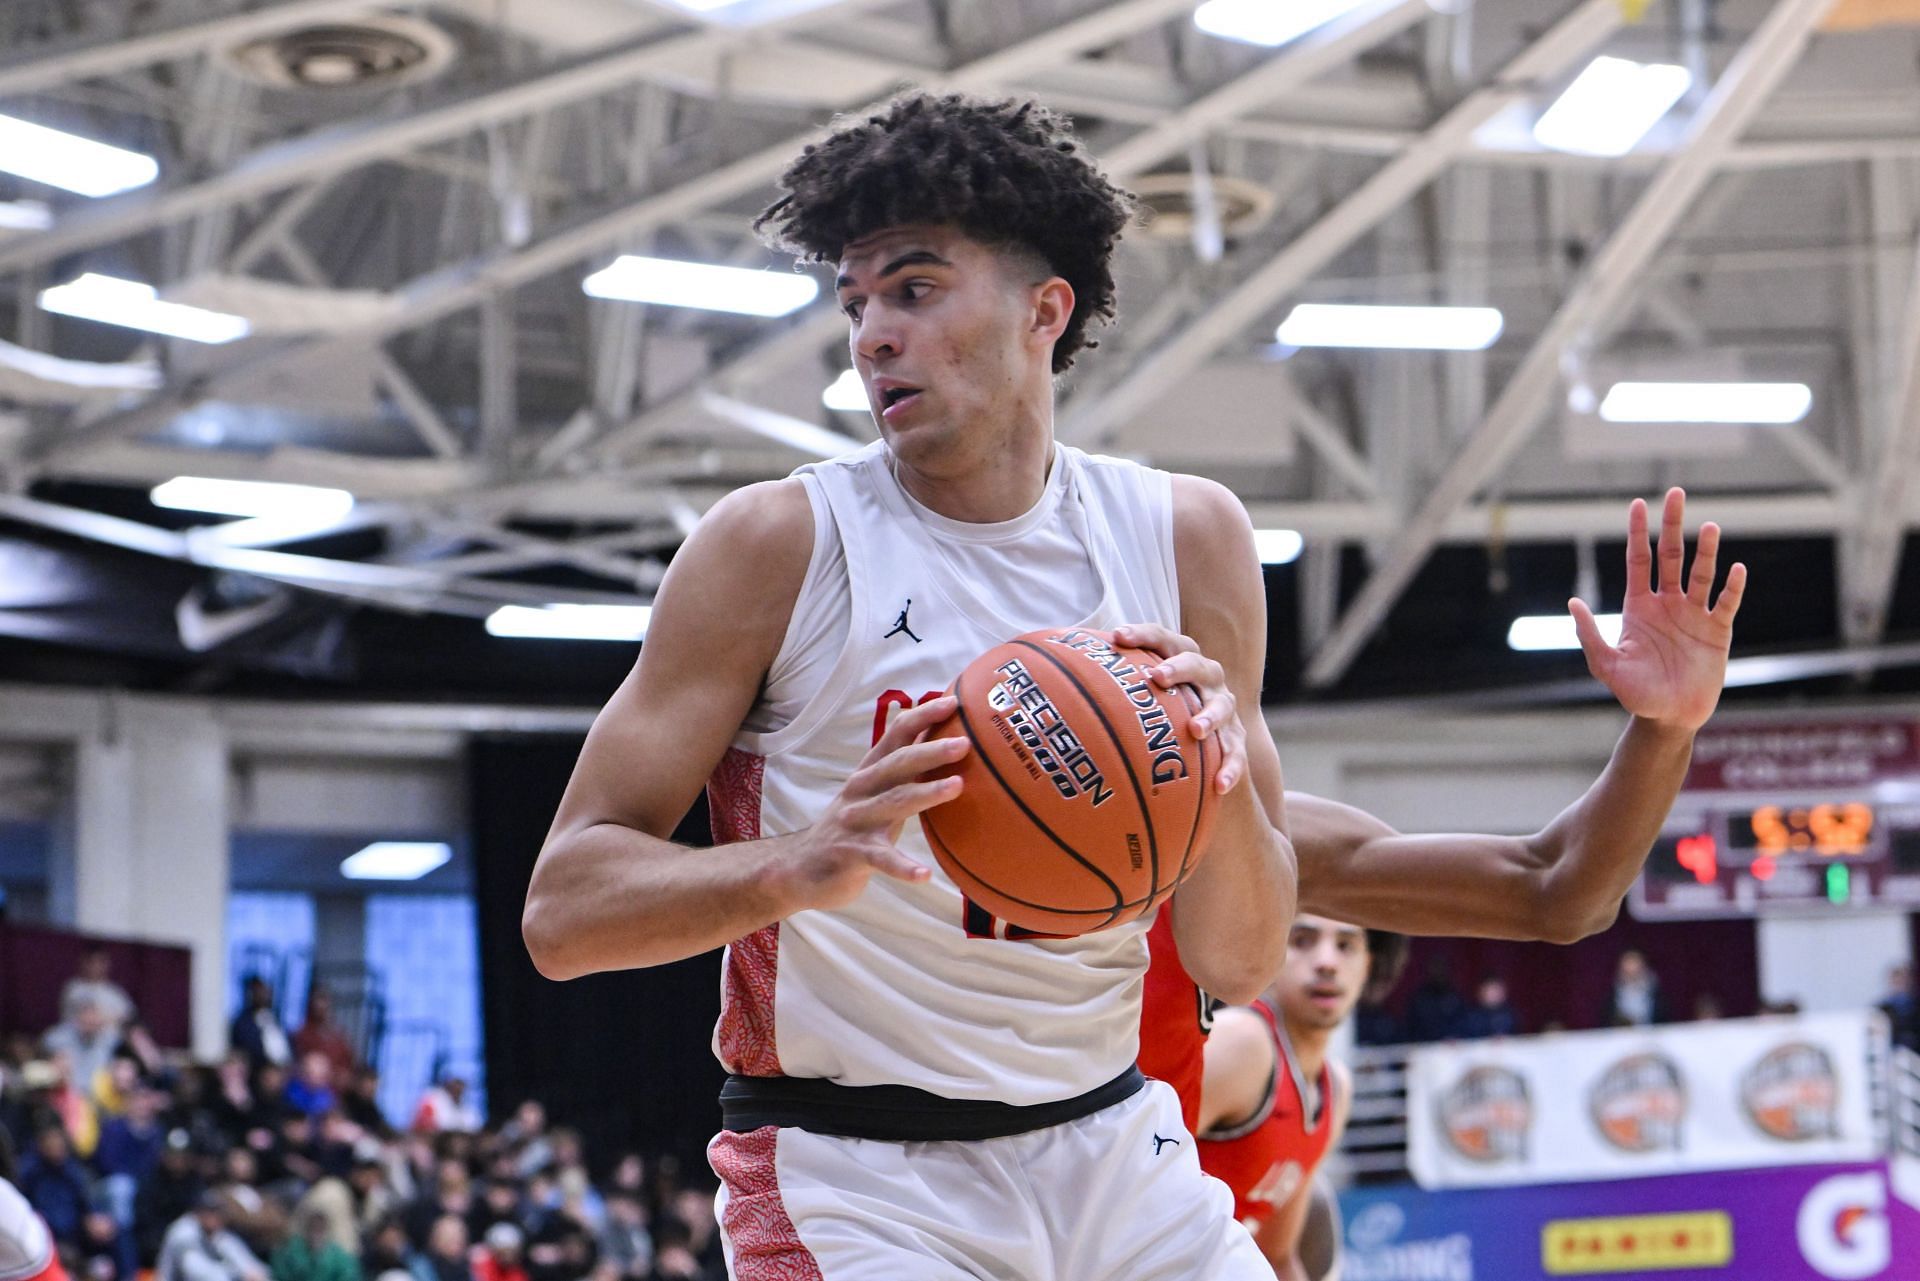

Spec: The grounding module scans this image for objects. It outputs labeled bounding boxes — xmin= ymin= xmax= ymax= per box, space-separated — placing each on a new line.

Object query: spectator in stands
xmin=18 ymin=1126 xmax=90 ymax=1246
xmin=1602 ymin=949 xmax=1670 ymax=1027
xmin=79 ymin=1206 xmax=131 ymax=1281
xmin=156 ymin=1192 xmax=268 ymax=1281
xmin=42 ymin=1000 xmax=120 ymax=1106
xmin=22 ymin=1057 xmax=98 ymax=1161
xmin=1690 ymin=991 xmax=1724 ymax=1023
xmin=1352 ymin=971 xmax=1405 ymax=1047
xmin=1457 ymin=977 xmax=1521 ymax=1039
xmin=525 ymin=1205 xmax=595 ymax=1281
xmin=230 ymin=981 xmax=292 ymax=1071
xmin=597 ymin=1195 xmax=651 ymax=1281
xmin=1879 ymin=963 xmax=1918 ymax=1053
xmin=409 ymin=1081 xmax=479 ymax=1138
xmin=94 ymin=1084 xmax=165 ymax=1232
xmin=470 ymin=1224 xmax=526 ymax=1281
xmin=271 ymin=1209 xmax=360 ymax=1281
xmin=408 ymin=1216 xmax=469 ymax=1281
xmin=340 ymin=1072 xmax=391 ymax=1143
xmin=468 ymin=1182 xmax=521 ymax=1247
xmin=291 ymin=992 xmax=356 ymax=1089
xmin=404 ymin=1162 xmax=473 ymax=1250
xmin=500 ymin=1106 xmax=548 ymax=1182
xmin=360 ymin=1218 xmax=411 ymax=1281
xmin=1405 ymin=959 xmax=1467 ymax=1042
xmin=135 ymin=1132 xmax=205 ymax=1267
xmin=285 ymin=1058 xmax=337 ymax=1123
xmin=61 ymin=951 xmax=135 ymax=1038
xmin=665 ymin=1193 xmax=721 ymax=1281
xmin=212 ymin=1148 xmax=287 ymax=1261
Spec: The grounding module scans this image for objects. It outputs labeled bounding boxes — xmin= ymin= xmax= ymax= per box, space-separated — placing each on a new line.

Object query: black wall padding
xmin=470 ymin=735 xmax=725 ymax=1173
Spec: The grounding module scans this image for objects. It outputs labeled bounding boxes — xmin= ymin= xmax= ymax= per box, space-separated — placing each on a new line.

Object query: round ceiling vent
xmin=222 ymin=14 xmax=455 ymax=91
xmin=1131 ymin=172 xmax=1279 ymax=242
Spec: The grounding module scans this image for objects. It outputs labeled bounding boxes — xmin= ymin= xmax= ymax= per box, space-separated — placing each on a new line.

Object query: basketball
xmin=920 ymin=628 xmax=1221 ymax=936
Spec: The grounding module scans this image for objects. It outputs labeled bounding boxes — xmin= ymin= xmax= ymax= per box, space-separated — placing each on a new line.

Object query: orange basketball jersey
xmin=1197 ymin=1000 xmax=1334 ymax=1225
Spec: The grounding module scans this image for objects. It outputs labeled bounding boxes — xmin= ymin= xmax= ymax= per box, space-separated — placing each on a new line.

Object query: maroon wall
xmin=0 ymin=924 xmax=192 ymax=1049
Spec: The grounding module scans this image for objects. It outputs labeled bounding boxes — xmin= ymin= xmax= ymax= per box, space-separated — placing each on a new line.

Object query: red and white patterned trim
xmin=710 ymin=1128 xmax=822 ymax=1281
xmin=708 ymin=748 xmax=782 ymax=1077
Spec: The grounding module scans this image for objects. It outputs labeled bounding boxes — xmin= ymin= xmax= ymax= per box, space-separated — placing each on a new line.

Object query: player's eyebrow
xmin=837 ymin=250 xmax=952 ymax=291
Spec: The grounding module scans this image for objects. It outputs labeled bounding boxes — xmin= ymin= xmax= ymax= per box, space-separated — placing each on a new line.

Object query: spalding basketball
xmin=920 ymin=628 xmax=1220 ymax=936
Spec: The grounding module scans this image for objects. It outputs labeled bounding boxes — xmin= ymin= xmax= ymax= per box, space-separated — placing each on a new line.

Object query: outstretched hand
xmin=1570 ymin=487 xmax=1745 ymax=731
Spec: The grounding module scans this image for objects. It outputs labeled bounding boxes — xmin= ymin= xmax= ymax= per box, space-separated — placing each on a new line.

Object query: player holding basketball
xmin=527 ymin=95 xmax=1295 ymax=1278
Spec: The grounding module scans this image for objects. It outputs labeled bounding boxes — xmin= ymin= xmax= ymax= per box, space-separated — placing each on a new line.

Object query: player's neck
xmin=1282 ymin=1012 xmax=1333 ymax=1078
xmin=890 ymin=424 xmax=1055 ymax=524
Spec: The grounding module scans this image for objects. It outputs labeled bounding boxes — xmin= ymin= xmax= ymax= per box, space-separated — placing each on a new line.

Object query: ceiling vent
xmin=222 ymin=14 xmax=456 ymax=91
xmin=1131 ymin=172 xmax=1279 ymax=243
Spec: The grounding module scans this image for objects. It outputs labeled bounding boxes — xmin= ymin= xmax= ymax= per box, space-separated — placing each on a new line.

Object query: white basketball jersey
xmin=0 ymin=1179 xmax=52 ymax=1281
xmin=709 ymin=440 xmax=1183 ymax=1105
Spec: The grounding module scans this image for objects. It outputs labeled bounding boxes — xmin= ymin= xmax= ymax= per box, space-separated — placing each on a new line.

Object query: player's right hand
xmin=781 ymin=695 xmax=968 ymax=912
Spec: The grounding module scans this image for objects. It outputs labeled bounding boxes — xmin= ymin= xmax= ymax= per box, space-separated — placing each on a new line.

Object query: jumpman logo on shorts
xmin=1151 ymin=1134 xmax=1181 ymax=1156
xmin=885 ymin=599 xmax=923 ymax=644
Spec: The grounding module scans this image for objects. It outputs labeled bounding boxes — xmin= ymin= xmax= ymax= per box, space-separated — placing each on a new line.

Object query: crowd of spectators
xmin=2 ymin=951 xmax=724 ymax=1281
xmin=1354 ymin=949 xmax=1729 ymax=1046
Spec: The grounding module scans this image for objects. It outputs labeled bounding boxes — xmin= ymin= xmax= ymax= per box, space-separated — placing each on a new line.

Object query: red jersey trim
xmin=709 ymin=1127 xmax=823 ymax=1280
xmin=709 ymin=748 xmax=781 ymax=1077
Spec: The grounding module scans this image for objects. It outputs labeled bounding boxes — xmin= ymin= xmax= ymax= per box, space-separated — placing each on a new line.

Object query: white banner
xmin=1406 ymin=1011 xmax=1887 ymax=1189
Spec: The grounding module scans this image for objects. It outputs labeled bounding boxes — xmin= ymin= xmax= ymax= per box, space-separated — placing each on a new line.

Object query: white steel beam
xmin=1060 ymin=0 xmax=1623 ymax=446
xmin=34 ymin=0 xmax=1213 ymax=468
xmin=1302 ymin=0 xmax=1840 ymax=689
xmin=1844 ymin=215 xmax=1920 ymax=646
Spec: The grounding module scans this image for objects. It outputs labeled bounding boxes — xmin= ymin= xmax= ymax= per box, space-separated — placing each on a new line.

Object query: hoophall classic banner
xmin=1406 ymin=1011 xmax=1885 ymax=1189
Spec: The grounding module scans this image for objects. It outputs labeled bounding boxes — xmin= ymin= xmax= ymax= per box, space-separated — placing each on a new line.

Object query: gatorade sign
xmin=1798 ymin=1170 xmax=1891 ymax=1280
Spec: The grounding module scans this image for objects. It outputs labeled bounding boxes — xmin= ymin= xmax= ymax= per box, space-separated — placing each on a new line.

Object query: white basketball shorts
xmin=708 ymin=1079 xmax=1270 ymax=1280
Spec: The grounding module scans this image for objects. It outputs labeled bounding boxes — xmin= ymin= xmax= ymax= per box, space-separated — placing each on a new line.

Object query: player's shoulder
xmin=1166 ymin=473 xmax=1256 ymax=578
xmin=694 ymin=477 xmax=814 ymax=553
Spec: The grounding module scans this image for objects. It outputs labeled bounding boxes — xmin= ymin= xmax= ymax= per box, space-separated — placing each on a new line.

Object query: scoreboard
xmin=1630 ymin=718 xmax=1920 ymax=920
xmin=1632 ymin=800 xmax=1920 ymax=919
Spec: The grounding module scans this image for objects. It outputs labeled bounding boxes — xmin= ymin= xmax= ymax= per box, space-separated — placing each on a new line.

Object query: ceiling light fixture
xmin=1598 ymin=381 xmax=1813 ymax=424
xmin=1533 ymin=56 xmax=1692 ymax=157
xmin=0 ymin=113 xmax=159 ymax=197
xmin=41 ymin=274 xmax=251 ymax=344
xmin=1253 ymin=529 xmax=1305 ymax=565
xmin=1277 ymin=303 xmax=1504 ymax=351
xmin=1508 ymin=612 xmax=1623 ymax=652
xmin=1194 ymin=0 xmax=1372 ymax=47
xmin=152 ymin=476 xmax=356 ymax=522
xmin=341 ymin=841 xmax=452 ymax=881
xmin=583 ymin=255 xmax=818 ymax=317
xmin=485 ymin=604 xmax=653 ymax=641
xmin=822 ymin=369 xmax=867 ymax=412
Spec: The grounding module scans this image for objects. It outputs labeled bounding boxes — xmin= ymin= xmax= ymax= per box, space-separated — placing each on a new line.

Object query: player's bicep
xmin=1291 ymin=793 xmax=1549 ymax=935
xmin=545 ymin=481 xmax=812 ymax=845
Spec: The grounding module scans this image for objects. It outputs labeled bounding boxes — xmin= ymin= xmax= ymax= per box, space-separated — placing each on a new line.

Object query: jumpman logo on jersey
xmin=1151 ymin=1134 xmax=1181 ymax=1156
xmin=884 ymin=599 xmax=923 ymax=643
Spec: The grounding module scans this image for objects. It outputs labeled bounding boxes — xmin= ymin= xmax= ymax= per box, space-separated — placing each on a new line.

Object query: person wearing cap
xmin=155 ymin=1193 xmax=267 ymax=1281
xmin=135 ymin=1132 xmax=204 ymax=1269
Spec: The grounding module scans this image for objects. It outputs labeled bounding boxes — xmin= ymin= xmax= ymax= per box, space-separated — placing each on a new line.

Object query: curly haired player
xmin=526 ymin=91 xmax=1746 ymax=1281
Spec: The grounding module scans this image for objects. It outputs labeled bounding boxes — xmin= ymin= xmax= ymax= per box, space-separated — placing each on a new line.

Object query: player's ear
xmin=1030 ymin=277 xmax=1074 ymax=349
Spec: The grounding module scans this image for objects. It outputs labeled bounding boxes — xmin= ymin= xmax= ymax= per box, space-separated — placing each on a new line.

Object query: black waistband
xmin=719 ymin=1065 xmax=1146 ymax=1142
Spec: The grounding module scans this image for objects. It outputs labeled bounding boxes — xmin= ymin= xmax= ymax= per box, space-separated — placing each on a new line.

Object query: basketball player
xmin=527 ymin=94 xmax=1296 ymax=1279
xmin=0 ymin=1133 xmax=69 ymax=1281
xmin=1195 ymin=916 xmax=1392 ymax=1279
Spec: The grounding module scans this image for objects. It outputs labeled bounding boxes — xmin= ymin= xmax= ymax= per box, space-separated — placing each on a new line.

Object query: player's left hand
xmin=1571 ymin=487 xmax=1746 ymax=732
xmin=1111 ymin=622 xmax=1245 ymax=794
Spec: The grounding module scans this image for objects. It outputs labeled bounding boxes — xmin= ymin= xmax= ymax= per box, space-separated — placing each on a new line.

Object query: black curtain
xmin=470 ymin=735 xmax=725 ymax=1175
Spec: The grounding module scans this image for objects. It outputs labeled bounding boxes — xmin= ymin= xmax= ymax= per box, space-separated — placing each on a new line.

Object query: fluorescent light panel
xmin=1599 ymin=381 xmax=1812 ymax=425
xmin=152 ymin=477 xmax=355 ymax=521
xmin=41 ymin=273 xmax=250 ymax=344
xmin=822 ymin=369 xmax=867 ymax=412
xmin=0 ymin=113 xmax=158 ymax=197
xmin=1533 ymin=56 xmax=1692 ymax=158
xmin=1195 ymin=0 xmax=1371 ymax=47
xmin=486 ymin=604 xmax=652 ymax=641
xmin=1508 ymin=613 xmax=1623 ymax=652
xmin=1277 ymin=303 xmax=1504 ymax=351
xmin=0 ymin=201 xmax=52 ymax=232
xmin=1254 ymin=529 xmax=1304 ymax=565
xmin=584 ymin=255 xmax=818 ymax=317
xmin=341 ymin=842 xmax=451 ymax=881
